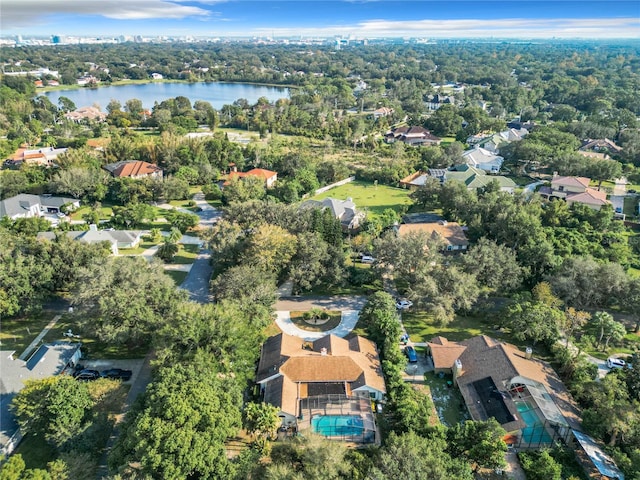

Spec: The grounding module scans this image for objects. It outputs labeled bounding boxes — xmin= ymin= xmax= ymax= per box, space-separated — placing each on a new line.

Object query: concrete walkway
xmin=275 ymin=310 xmax=360 ymax=341
xmin=19 ymin=315 xmax=61 ymax=360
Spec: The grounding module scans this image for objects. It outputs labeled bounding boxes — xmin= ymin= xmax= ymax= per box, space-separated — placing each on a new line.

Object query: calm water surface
xmin=44 ymin=82 xmax=290 ymax=110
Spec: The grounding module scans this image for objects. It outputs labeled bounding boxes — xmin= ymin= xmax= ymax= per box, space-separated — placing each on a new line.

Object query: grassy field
xmin=402 ymin=310 xmax=550 ymax=359
xmin=402 ymin=311 xmax=488 ymax=343
xmin=2 ymin=311 xmax=149 ymax=364
xmin=310 ymin=180 xmax=412 ymax=218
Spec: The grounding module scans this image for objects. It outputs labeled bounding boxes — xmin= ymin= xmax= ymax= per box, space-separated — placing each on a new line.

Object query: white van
xmin=607 ymin=357 xmax=626 ymax=369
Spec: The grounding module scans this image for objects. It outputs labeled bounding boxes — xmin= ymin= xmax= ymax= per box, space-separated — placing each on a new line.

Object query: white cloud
xmin=2 ymin=0 xmax=211 ymax=27
xmin=252 ymin=17 xmax=640 ymax=39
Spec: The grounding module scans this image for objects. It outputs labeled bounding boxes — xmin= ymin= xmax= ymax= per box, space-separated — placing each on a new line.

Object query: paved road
xmin=179 ymin=249 xmax=213 ymax=303
xmin=192 ymin=192 xmax=223 ymax=227
xmin=176 ymin=192 xmax=220 ymax=302
xmin=274 ymin=295 xmax=367 ymax=312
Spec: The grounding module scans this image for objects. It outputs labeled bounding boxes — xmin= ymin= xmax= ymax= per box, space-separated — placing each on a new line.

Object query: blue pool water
xmin=514 ymin=401 xmax=553 ymax=444
xmin=311 ymin=415 xmax=365 ymax=437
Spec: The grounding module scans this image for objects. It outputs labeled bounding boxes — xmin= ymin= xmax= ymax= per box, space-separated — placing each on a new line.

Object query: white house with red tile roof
xmin=225 ymin=168 xmax=278 ymax=188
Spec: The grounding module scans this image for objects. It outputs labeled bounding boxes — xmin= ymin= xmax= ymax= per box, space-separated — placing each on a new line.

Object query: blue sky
xmin=2 ymin=1 xmax=639 ymax=38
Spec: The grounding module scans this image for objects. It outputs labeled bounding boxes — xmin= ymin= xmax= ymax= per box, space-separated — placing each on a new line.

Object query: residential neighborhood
xmin=1 ymin=25 xmax=638 ymax=480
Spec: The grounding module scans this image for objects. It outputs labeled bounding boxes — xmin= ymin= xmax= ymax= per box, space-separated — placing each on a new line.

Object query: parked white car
xmin=361 ymin=255 xmax=375 ymax=264
xmin=395 ymin=299 xmax=413 ymax=310
xmin=607 ymin=357 xmax=626 ymax=369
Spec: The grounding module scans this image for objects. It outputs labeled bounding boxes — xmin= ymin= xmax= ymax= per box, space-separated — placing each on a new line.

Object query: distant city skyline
xmin=2 ymin=0 xmax=639 ymax=39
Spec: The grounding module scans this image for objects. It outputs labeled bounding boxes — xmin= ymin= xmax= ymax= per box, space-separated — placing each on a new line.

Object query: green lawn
xmin=165 ymin=270 xmax=189 ymax=285
xmin=310 ymin=180 xmax=412 ymax=218
xmin=0 ymin=311 xmax=55 ymax=355
xmin=2 ymin=310 xmax=148 ymax=365
xmin=43 ymin=315 xmax=149 ymax=359
xmin=289 ymin=311 xmax=343 ymax=332
xmin=403 ymin=310 xmax=553 ymax=360
xmin=624 ymin=196 xmax=639 ymax=218
xmin=172 ymin=244 xmax=200 ymax=264
xmin=423 ymin=371 xmax=469 ymax=427
xmin=402 ymin=311 xmax=487 ymax=343
xmin=69 ymin=204 xmax=114 ymax=221
xmin=508 ymin=175 xmax=536 ymax=187
xmin=118 ymin=240 xmax=159 ymax=256
xmin=439 ymin=136 xmax=457 ymax=146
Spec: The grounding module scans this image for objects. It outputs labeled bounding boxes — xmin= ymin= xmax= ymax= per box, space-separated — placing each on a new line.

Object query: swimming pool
xmin=514 ymin=400 xmax=553 ymax=444
xmin=311 ymin=415 xmax=365 ymax=437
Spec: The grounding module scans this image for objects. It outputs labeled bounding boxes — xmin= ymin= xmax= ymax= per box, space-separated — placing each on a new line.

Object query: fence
xmin=313 ymin=176 xmax=356 ymax=195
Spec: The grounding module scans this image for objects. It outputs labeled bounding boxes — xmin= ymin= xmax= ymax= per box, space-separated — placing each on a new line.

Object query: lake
xmin=43 ymin=82 xmax=290 ymax=110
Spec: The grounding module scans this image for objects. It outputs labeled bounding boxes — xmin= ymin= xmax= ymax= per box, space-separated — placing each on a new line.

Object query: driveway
xmin=523 ymin=180 xmax=544 ymax=197
xmin=276 ymin=310 xmax=360 ymax=341
xmin=176 ymin=192 xmax=220 ymax=301
xmin=613 ymin=176 xmax=628 ymax=196
xmin=179 ymin=248 xmax=213 ymax=303
xmin=402 ymin=352 xmax=432 ymax=383
xmin=80 ymin=358 xmax=145 ymax=383
xmin=609 ymin=195 xmax=625 ymax=214
xmin=274 ymin=295 xmax=367 ymax=312
xmin=192 ymin=192 xmax=222 ymax=227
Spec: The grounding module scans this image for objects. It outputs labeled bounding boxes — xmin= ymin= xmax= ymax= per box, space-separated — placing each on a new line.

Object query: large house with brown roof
xmin=397 ymin=220 xmax=469 ymax=253
xmin=539 ymin=175 xmax=610 ymax=211
xmin=103 ymin=160 xmax=163 ymax=179
xmin=427 ymin=335 xmax=581 ymax=448
xmin=224 ymin=168 xmax=278 ymax=188
xmin=256 ymin=332 xmax=385 ymax=443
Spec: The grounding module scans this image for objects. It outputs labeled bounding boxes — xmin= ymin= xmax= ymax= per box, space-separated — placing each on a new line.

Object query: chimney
xmin=525 ymin=347 xmax=533 ymax=359
xmin=552 ymin=171 xmax=558 ymax=179
xmin=320 ymin=347 xmax=328 ymax=356
xmin=453 ymin=359 xmax=463 ymax=381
